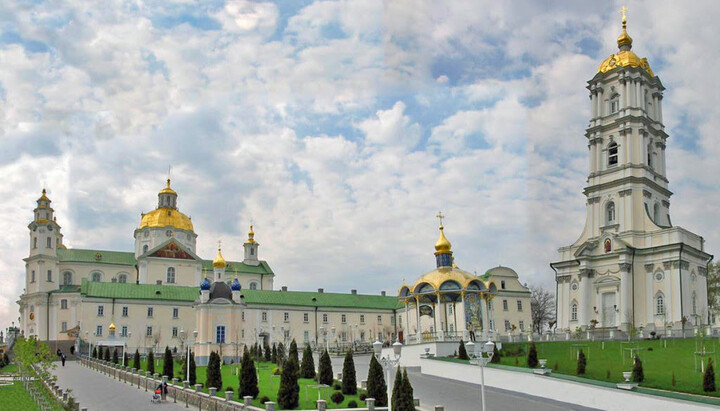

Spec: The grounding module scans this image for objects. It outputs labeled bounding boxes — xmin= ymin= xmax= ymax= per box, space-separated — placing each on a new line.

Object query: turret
xmin=433 ymin=212 xmax=453 ymax=268
xmin=243 ymin=225 xmax=260 ymax=266
xmin=212 ymin=243 xmax=227 ymax=282
xmin=26 ymin=189 xmax=63 ymax=296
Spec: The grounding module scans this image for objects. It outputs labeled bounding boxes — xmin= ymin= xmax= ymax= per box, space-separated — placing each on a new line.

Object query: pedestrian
xmin=156 ymin=381 xmax=168 ymax=401
xmin=57 ymin=348 xmax=62 ymax=357
xmin=70 ymin=345 xmax=75 ymax=356
xmin=61 ymin=353 xmax=66 ymax=367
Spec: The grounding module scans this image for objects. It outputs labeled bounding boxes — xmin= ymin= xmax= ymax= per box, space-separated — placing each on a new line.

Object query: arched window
xmin=647 ymin=143 xmax=653 ymax=167
xmin=610 ymin=94 xmax=620 ymax=114
xmin=143 ymin=244 xmax=148 ymax=254
xmin=653 ymin=203 xmax=660 ymax=224
xmin=571 ymin=302 xmax=578 ymax=321
xmin=608 ymin=142 xmax=618 ymax=166
xmin=249 ymin=282 xmax=258 ymax=290
xmin=166 ymin=267 xmax=176 ymax=284
xmin=91 ymin=272 xmax=102 ymax=282
xmin=606 ymin=202 xmax=616 ymax=224
xmin=117 ymin=274 xmax=128 ymax=284
xmin=62 ymin=271 xmax=72 ymax=286
xmin=47 ymin=237 xmax=51 ymax=248
xmin=656 ymin=293 xmax=664 ymax=315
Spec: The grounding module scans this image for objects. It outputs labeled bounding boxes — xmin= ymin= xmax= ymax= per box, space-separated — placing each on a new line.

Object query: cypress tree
xmin=391 ymin=366 xmax=402 ymax=410
xmin=124 ymin=352 xmax=129 ymax=366
xmin=272 ymin=344 xmax=278 ymax=363
xmin=491 ymin=344 xmax=500 ymax=363
xmin=112 ymin=349 xmax=119 ymax=364
xmin=289 ymin=339 xmax=299 ymax=364
xmin=277 ymin=357 xmax=300 ymax=409
xmin=458 ymin=340 xmax=469 ymax=360
xmin=704 ymin=358 xmax=716 ymax=392
xmin=163 ymin=346 xmax=174 ymax=378
xmin=92 ymin=346 xmax=97 ymax=359
xmin=632 ymin=355 xmax=644 ymax=383
xmin=189 ymin=353 xmax=197 ymax=386
xmin=527 ymin=343 xmax=539 ymax=368
xmin=367 ymin=354 xmax=387 ymax=406
xmin=264 ymin=343 xmax=272 ymax=362
xmin=318 ymin=349 xmax=333 ymax=385
xmin=240 ymin=348 xmax=259 ymax=399
xmin=133 ymin=349 xmax=141 ymax=370
xmin=300 ymin=344 xmax=316 ymax=379
xmin=342 ymin=349 xmax=357 ymax=395
xmin=256 ymin=343 xmax=263 ymax=362
xmin=576 ymin=350 xmax=586 ymax=375
xmin=277 ymin=342 xmax=286 ymax=366
xmin=147 ymin=351 xmax=155 ymax=375
xmin=206 ymin=351 xmax=223 ymax=389
xmin=104 ymin=347 xmax=111 ymax=362
xmin=401 ymin=368 xmax=415 ymax=411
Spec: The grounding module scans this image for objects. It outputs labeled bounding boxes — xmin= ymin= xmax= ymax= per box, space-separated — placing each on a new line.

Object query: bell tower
xmin=27 ymin=189 xmax=63 ymax=293
xmin=243 ymin=225 xmax=259 ymax=266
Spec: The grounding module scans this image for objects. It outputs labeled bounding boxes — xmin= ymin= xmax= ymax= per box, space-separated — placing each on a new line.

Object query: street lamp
xmin=180 ymin=329 xmax=198 ymax=383
xmin=373 ymin=340 xmax=402 ymax=411
xmin=467 ymin=341 xmax=495 ymax=411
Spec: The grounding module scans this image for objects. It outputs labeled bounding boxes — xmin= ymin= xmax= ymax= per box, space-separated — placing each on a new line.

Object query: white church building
xmin=551 ymin=14 xmax=712 ymax=335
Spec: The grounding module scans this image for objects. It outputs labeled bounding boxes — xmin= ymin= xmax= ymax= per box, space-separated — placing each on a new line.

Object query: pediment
xmin=574 ymin=240 xmax=598 ymax=258
xmin=593 ymin=275 xmax=620 ymax=285
xmin=145 ymin=239 xmax=201 ymax=261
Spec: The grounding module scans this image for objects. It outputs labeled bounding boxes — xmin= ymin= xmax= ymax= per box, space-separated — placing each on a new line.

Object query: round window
xmin=571 ymin=283 xmax=578 ymax=291
xmin=166 ymin=230 xmax=172 ymax=237
xmin=655 ymin=272 xmax=663 ymax=282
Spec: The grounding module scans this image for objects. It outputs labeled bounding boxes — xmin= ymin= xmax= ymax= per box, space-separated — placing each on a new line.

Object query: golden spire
xmin=38 ymin=188 xmax=50 ymax=202
xmin=213 ymin=241 xmax=227 ymax=269
xmin=247 ymin=224 xmax=256 ymax=244
xmin=159 ymin=178 xmax=177 ymax=195
xmin=109 ymin=322 xmax=116 ymax=331
xmin=617 ymin=5 xmax=632 ymax=50
xmin=434 ymin=211 xmax=452 ymax=255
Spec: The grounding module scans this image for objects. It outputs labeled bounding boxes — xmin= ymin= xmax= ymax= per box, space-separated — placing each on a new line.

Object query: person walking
xmin=61 ymin=353 xmax=66 ymax=367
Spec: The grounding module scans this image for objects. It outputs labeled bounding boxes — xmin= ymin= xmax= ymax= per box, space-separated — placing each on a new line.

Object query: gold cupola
xmin=247 ymin=225 xmax=256 ymax=244
xmin=434 ymin=225 xmax=452 ymax=255
xmin=138 ymin=179 xmax=194 ymax=232
xmin=213 ymin=245 xmax=227 ymax=269
xmin=109 ymin=322 xmax=116 ymax=332
xmin=597 ymin=7 xmax=654 ymax=77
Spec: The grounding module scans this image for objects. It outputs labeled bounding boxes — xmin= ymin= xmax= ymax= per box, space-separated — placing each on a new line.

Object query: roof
xmin=203 ymin=260 xmax=274 ymax=275
xmin=50 ymin=285 xmax=82 ymax=294
xmin=81 ymin=278 xmax=199 ymax=302
xmin=139 ymin=208 xmax=194 ymax=232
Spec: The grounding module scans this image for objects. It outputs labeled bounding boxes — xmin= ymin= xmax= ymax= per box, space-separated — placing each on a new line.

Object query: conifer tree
xmin=277 ymin=342 xmax=286 ymax=366
xmin=133 ymin=350 xmax=141 ymax=370
xmin=367 ymin=354 xmax=388 ymax=406
xmin=458 ymin=340 xmax=469 ymax=360
xmin=704 ymin=358 xmax=716 ymax=392
xmin=289 ymin=339 xmax=299 ymax=364
xmin=264 ymin=343 xmax=272 ymax=362
xmin=272 ymin=344 xmax=278 ymax=363
xmin=206 ymin=351 xmax=223 ymax=389
xmin=112 ymin=348 xmax=119 ymax=364
xmin=147 ymin=351 xmax=155 ymax=374
xmin=124 ymin=352 xmax=129 ymax=366
xmin=300 ymin=344 xmax=316 ymax=379
xmin=277 ymin=357 xmax=300 ymax=409
xmin=400 ymin=368 xmax=415 ymax=411
xmin=104 ymin=347 xmax=111 ymax=362
xmin=185 ymin=353 xmax=197 ymax=385
xmin=342 ymin=349 xmax=357 ymax=395
xmin=239 ymin=348 xmax=259 ymax=398
xmin=391 ymin=366 xmax=402 ymax=410
xmin=632 ymin=355 xmax=644 ymax=383
xmin=576 ymin=349 xmax=586 ymax=375
xmin=491 ymin=344 xmax=501 ymax=363
xmin=527 ymin=342 xmax=539 ymax=368
xmin=163 ymin=346 xmax=174 ymax=378
xmin=318 ymin=349 xmax=333 ymax=385
xmin=92 ymin=346 xmax=98 ymax=359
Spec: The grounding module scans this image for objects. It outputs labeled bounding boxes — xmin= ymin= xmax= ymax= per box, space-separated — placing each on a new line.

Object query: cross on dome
xmin=436 ymin=211 xmax=445 ymax=228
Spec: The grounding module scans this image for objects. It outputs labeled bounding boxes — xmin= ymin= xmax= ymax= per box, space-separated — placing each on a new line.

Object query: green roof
xmin=201 ymin=260 xmax=274 ymax=275
xmin=50 ymin=285 xmax=82 ymax=294
xmin=80 ymin=279 xmax=401 ymax=309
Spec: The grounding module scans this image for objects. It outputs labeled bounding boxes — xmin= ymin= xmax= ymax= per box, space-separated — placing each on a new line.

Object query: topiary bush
xmin=348 ymin=400 xmax=358 ymax=408
xmin=300 ymin=344 xmax=316 ymax=379
xmin=147 ymin=351 xmax=155 ymax=374
xmin=491 ymin=344 xmax=500 ymax=364
xmin=163 ymin=346 xmax=173 ymax=378
xmin=367 ymin=354 xmax=387 ymax=406
xmin=527 ymin=343 xmax=538 ymax=368
xmin=576 ymin=350 xmax=586 ymax=375
xmin=260 ymin=396 xmax=270 ymax=404
xmin=277 ymin=357 xmax=300 ymax=409
xmin=239 ymin=348 xmax=259 ymax=399
xmin=333 ymin=382 xmax=341 ymax=390
xmin=318 ymin=349 xmax=333 ymax=385
xmin=632 ymin=355 xmax=644 ymax=383
xmin=342 ymin=349 xmax=357 ymax=395
xmin=704 ymin=358 xmax=716 ymax=392
xmin=458 ymin=340 xmax=469 ymax=360
xmin=331 ymin=391 xmax=345 ymax=404
xmin=133 ymin=350 xmax=141 ymax=370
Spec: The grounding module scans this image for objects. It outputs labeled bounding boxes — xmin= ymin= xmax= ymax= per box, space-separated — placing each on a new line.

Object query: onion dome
xmin=247 ymin=225 xmax=256 ymax=244
xmin=109 ymin=322 xmax=116 ymax=332
xmin=200 ymin=277 xmax=211 ymax=290
xmin=38 ymin=188 xmax=51 ymax=203
xmin=597 ymin=7 xmax=654 ymax=76
xmin=231 ymin=278 xmax=242 ymax=291
xmin=212 ymin=246 xmax=227 ymax=269
xmin=159 ymin=179 xmax=177 ymax=196
xmin=434 ymin=225 xmax=452 ymax=255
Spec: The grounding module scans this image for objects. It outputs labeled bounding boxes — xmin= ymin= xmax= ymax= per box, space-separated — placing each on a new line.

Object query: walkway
xmin=53 ymin=361 xmax=186 ymax=411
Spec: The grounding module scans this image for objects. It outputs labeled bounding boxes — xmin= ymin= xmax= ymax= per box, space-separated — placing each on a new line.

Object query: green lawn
xmin=454 ymin=338 xmax=720 ymax=398
xmin=0 ymin=382 xmax=40 ymax=411
xmin=0 ymin=364 xmax=18 ymax=374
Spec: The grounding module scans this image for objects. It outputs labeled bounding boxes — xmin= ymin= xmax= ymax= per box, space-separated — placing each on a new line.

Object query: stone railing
xmin=79 ymin=356 xmax=387 ymax=411
xmin=28 ymin=365 xmax=79 ymax=411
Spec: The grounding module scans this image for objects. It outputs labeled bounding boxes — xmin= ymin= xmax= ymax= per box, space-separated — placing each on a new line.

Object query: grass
xmin=0 ymin=382 xmax=40 ymax=411
xmin=447 ymin=338 xmax=720 ymax=398
xmin=0 ymin=364 xmax=18 ymax=374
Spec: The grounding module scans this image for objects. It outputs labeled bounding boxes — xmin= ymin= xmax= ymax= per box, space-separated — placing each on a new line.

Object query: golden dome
xmin=247 ymin=225 xmax=256 ymax=244
xmin=139 ymin=208 xmax=194 ymax=232
xmin=212 ymin=246 xmax=227 ymax=269
xmin=159 ymin=179 xmax=177 ymax=196
xmin=597 ymin=7 xmax=653 ymax=76
xmin=38 ymin=188 xmax=51 ymax=202
xmin=402 ymin=266 xmax=488 ymax=295
xmin=109 ymin=322 xmax=116 ymax=331
xmin=434 ymin=225 xmax=452 ymax=255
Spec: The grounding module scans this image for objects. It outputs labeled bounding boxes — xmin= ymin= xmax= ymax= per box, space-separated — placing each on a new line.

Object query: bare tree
xmin=530 ymin=285 xmax=555 ymax=334
xmin=707 ymin=262 xmax=720 ymax=321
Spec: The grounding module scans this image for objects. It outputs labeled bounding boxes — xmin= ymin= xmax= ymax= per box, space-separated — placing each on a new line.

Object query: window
xmin=360 ymin=315 xmax=365 ymax=324
xmin=166 ymin=267 xmax=176 ymax=284
xmin=96 ymin=325 xmax=103 ymax=336
xmin=391 ymin=316 xmax=396 ymax=325
xmin=147 ymin=307 xmax=153 ymax=317
xmin=249 ymin=282 xmax=258 ymax=290
xmin=62 ymin=271 xmax=72 ymax=285
xmin=47 ymin=270 xmax=52 ymax=282
xmin=606 ymin=202 xmax=616 ymax=224
xmin=610 ymin=94 xmax=619 ymax=114
xmin=117 ymin=274 xmax=127 ymax=283
xmin=241 ymin=311 xmax=245 ymax=321
xmin=360 ymin=331 xmax=366 ymax=341
xmin=303 ymin=313 xmax=309 ymax=323
xmin=47 ymin=237 xmax=52 ymax=248
xmin=608 ymin=142 xmax=618 ymax=166
xmin=250 ymin=248 xmax=254 ymax=256
xmin=647 ymin=143 xmax=653 ymax=167
xmin=341 ymin=314 xmax=347 ymax=324
xmin=33 ymin=237 xmax=37 ymax=249
xmin=504 ymin=320 xmax=511 ymax=331
xmin=60 ymin=299 xmax=67 ymax=310
xmin=122 ymin=306 xmax=128 ymax=317
xmin=261 ymin=311 xmax=268 ymax=322
xmin=653 ymin=203 xmax=660 ymax=224
xmin=143 ymin=244 xmax=148 ymax=253
xmin=121 ymin=326 xmax=128 ymax=337
xmin=448 ymin=305 xmax=453 ymax=314
xmin=31 ymin=270 xmax=35 ymax=283
xmin=172 ymin=307 xmax=179 ymax=319
xmin=284 ymin=312 xmax=289 ymax=322
xmin=502 ymin=300 xmax=508 ymax=311
xmin=488 ymin=301 xmax=493 ymax=311
xmin=519 ymin=321 xmax=525 ymax=331
xmin=146 ymin=326 xmax=153 ymax=336
xmin=97 ymin=305 xmax=104 ymax=317
xmin=501 ymin=280 xmax=506 ymax=289
xmin=61 ymin=322 xmax=67 ymax=332
xmin=341 ymin=332 xmax=347 ymax=342
xmin=489 ymin=320 xmax=495 ymax=330
xmin=516 ymin=300 xmax=523 ymax=311
xmin=656 ymin=294 xmax=665 ymax=315
xmin=91 ymin=272 xmax=102 ymax=282
xmin=322 ymin=314 xmax=328 ymax=323
xmin=172 ymin=327 xmax=178 ymax=338
xmin=304 ymin=331 xmax=309 ymax=342
xmin=571 ymin=303 xmax=578 ymax=321
xmin=377 ymin=315 xmax=382 ymax=324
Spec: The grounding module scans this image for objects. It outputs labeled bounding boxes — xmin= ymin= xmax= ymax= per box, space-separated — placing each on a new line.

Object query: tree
xmin=391 ymin=367 xmax=402 ymax=410
xmin=367 ymin=354 xmax=387 ymax=406
xmin=112 ymin=348 xmax=119 ymax=364
xmin=300 ymin=344 xmax=316 ymax=379
xmin=104 ymin=347 xmax=110 ymax=362
xmin=400 ymin=368 xmax=415 ymax=411
xmin=264 ymin=343 xmax=272 ymax=362
xmin=124 ymin=352 xmax=129 ymax=366
xmin=277 ymin=357 xmax=300 ymax=409
xmin=239 ymin=348 xmax=259 ymax=399
xmin=147 ymin=351 xmax=155 ymax=375
xmin=13 ymin=336 xmax=55 ymax=389
xmin=133 ymin=350 xmax=141 ymax=370
xmin=527 ymin=343 xmax=539 ymax=368
xmin=277 ymin=342 xmax=286 ymax=366
xmin=457 ymin=340 xmax=469 ymax=360
xmin=163 ymin=346 xmax=174 ymax=378
xmin=576 ymin=350 xmax=586 ymax=375
xmin=491 ymin=344 xmax=500 ymax=364
xmin=704 ymin=358 xmax=716 ymax=392
xmin=206 ymin=351 xmax=223 ymax=389
xmin=180 ymin=353 xmax=197 ymax=385
xmin=318 ymin=349 xmax=333 ymax=385
xmin=632 ymin=355 xmax=644 ymax=383
xmin=707 ymin=262 xmax=720 ymax=318
xmin=92 ymin=346 xmax=98 ymax=359
xmin=530 ymin=285 xmax=556 ymax=334
xmin=342 ymin=349 xmax=357 ymax=395
xmin=271 ymin=343 xmax=278 ymax=364
xmin=289 ymin=339 xmax=299 ymax=364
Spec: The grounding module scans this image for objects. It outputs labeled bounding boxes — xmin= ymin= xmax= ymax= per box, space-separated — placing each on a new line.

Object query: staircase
xmin=43 ymin=340 xmax=78 ymax=360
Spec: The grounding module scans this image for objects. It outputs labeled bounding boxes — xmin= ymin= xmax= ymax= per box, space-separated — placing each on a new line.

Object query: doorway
xmin=601 ymin=292 xmax=616 ymax=327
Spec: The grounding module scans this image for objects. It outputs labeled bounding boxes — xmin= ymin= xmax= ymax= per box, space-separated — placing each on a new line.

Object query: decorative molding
xmin=698 ymin=267 xmax=708 ymax=276
xmin=663 ymin=261 xmax=672 ymax=269
xmin=619 ymin=263 xmax=632 ymax=272
xmin=579 ymin=269 xmax=595 ymax=278
xmin=643 ymin=190 xmax=652 ymax=199
xmin=619 ymin=189 xmax=633 ymax=197
xmin=644 ymin=264 xmax=654 ymax=272
xmin=587 ymin=197 xmax=601 ymax=204
xmin=662 ymin=200 xmax=670 ymax=208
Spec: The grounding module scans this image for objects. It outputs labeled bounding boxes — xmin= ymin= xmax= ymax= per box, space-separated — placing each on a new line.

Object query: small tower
xmin=243 ymin=225 xmax=260 ymax=266
xmin=158 ymin=179 xmax=178 ymax=209
xmin=434 ymin=212 xmax=453 ymax=269
xmin=212 ymin=242 xmax=227 ymax=282
xmin=26 ymin=189 xmax=63 ymax=298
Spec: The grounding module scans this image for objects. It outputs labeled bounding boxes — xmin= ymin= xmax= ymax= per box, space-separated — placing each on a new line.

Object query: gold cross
xmin=217 ymin=240 xmax=222 ymax=251
xmin=436 ymin=211 xmax=444 ymax=227
xmin=621 ymin=6 xmax=627 ymax=23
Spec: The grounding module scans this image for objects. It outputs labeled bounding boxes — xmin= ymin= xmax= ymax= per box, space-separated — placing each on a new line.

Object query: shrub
xmin=527 ymin=343 xmax=538 ymax=368
xmin=264 ymin=343 xmax=272 ymax=362
xmin=272 ymin=344 xmax=278 ymax=364
xmin=704 ymin=358 xmax=716 ymax=392
xmin=348 ymin=400 xmax=358 ymax=408
xmin=301 ymin=344 xmax=316 ymax=379
xmin=273 ymin=368 xmax=281 ymax=375
xmin=491 ymin=344 xmax=500 ymax=364
xmin=289 ymin=339 xmax=299 ymax=364
xmin=147 ymin=351 xmax=155 ymax=374
xmin=331 ymin=391 xmax=345 ymax=404
xmin=206 ymin=351 xmax=223 ymax=389
xmin=318 ymin=350 xmax=333 ymax=385
xmin=400 ymin=368 xmax=415 ymax=411
xmin=391 ymin=367 xmax=402 ymax=410
xmin=92 ymin=347 xmax=98 ymax=359
xmin=458 ymin=340 xmax=469 ymax=360
xmin=576 ymin=350 xmax=586 ymax=375
xmin=133 ymin=350 xmax=141 ymax=370
xmin=367 ymin=354 xmax=387 ymax=406
xmin=276 ymin=343 xmax=286 ymax=366
xmin=124 ymin=352 xmax=129 ymax=366
xmin=342 ymin=349 xmax=357 ymax=395
xmin=333 ymin=381 xmax=342 ymax=390
xmin=359 ymin=393 xmax=367 ymax=401
xmin=112 ymin=349 xmax=119 ymax=364
xmin=632 ymin=355 xmax=644 ymax=383
xmin=163 ymin=346 xmax=174 ymax=378
xmin=239 ymin=348 xmax=259 ymax=399
xmin=104 ymin=347 xmax=111 ymax=362
xmin=260 ymin=396 xmax=270 ymax=404
xmin=277 ymin=357 xmax=300 ymax=409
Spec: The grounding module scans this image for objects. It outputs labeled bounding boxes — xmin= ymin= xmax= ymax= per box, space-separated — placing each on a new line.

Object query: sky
xmin=1 ymin=0 xmax=720 ymax=332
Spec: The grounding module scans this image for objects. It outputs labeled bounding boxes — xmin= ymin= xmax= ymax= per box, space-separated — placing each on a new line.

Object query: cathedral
xmin=552 ymin=13 xmax=712 ymax=334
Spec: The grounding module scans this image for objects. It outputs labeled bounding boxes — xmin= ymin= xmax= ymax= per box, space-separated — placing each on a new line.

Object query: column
xmin=591 ymin=91 xmax=598 ymax=119
xmin=657 ymin=95 xmax=664 ymax=124
xmin=646 ymin=270 xmax=654 ymax=327
xmin=578 ymin=270 xmax=591 ymax=327
xmin=619 ymin=263 xmax=632 ymax=331
xmin=432 ymin=301 xmax=438 ymax=337
xmin=415 ymin=296 xmax=421 ymax=338
xmin=481 ymin=295 xmax=490 ymax=335
xmin=664 ymin=262 xmax=673 ymax=325
xmin=621 ymin=79 xmax=628 ymax=110
xmin=404 ymin=300 xmax=410 ymax=339
xmin=597 ymin=89 xmax=604 ymax=117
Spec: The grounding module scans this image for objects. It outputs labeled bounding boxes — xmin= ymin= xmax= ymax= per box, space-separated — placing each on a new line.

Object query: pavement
xmin=52 ymin=361 xmax=186 ymax=411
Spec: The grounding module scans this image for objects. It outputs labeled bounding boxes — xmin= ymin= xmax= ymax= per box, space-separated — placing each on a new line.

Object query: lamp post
xmin=373 ymin=340 xmax=402 ymax=411
xmin=467 ymin=341 xmax=495 ymax=411
xmin=180 ymin=329 xmax=198 ymax=383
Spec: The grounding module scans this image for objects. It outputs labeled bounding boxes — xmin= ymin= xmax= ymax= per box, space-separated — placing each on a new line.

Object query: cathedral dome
xmin=200 ymin=277 xmax=211 ymax=290
xmin=212 ymin=247 xmax=227 ymax=269
xmin=139 ymin=208 xmax=194 ymax=232
xmin=231 ymin=278 xmax=241 ymax=291
xmin=208 ymin=281 xmax=233 ymax=301
xmin=597 ymin=8 xmax=654 ymax=77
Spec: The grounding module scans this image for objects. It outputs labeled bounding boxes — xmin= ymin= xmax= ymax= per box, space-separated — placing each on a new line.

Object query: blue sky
xmin=1 ymin=0 xmax=720 ymax=331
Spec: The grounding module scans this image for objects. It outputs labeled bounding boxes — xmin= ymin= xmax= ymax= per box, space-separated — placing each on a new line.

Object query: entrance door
xmin=601 ymin=292 xmax=616 ymax=327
